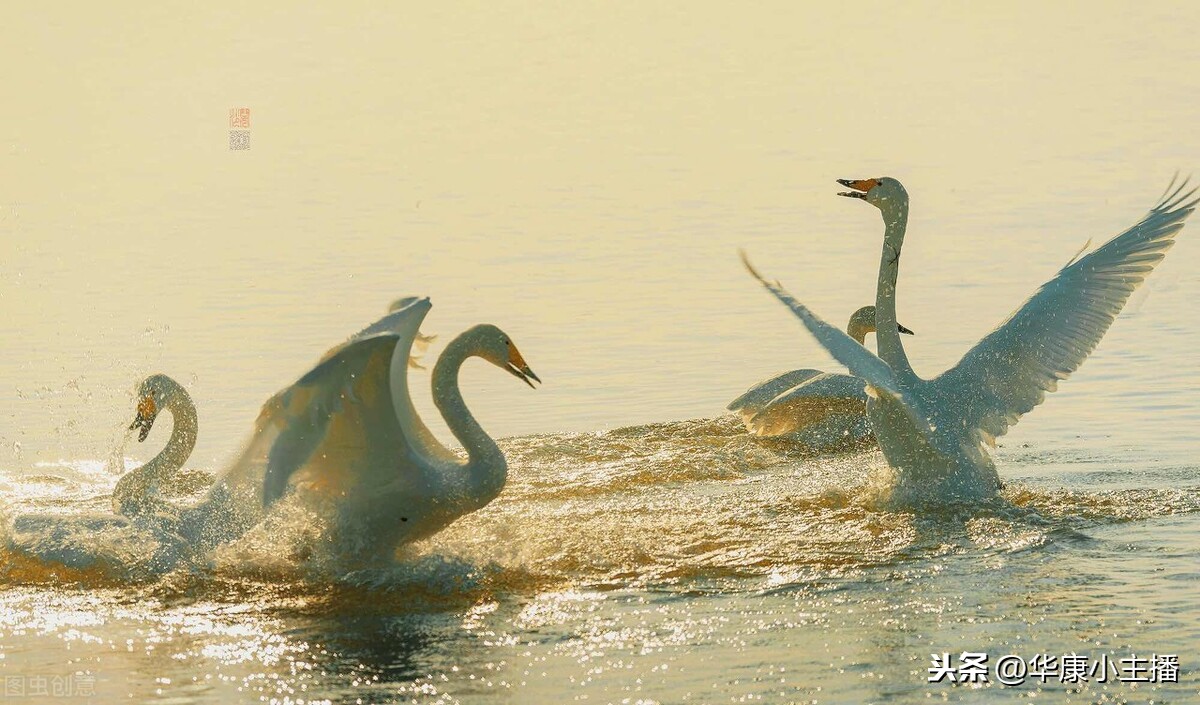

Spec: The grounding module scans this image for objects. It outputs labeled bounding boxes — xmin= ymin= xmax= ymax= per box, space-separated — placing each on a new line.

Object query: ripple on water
xmin=1 ymin=418 xmax=1198 ymax=702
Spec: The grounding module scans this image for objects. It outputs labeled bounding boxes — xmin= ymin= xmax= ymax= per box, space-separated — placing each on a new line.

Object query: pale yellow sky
xmin=2 ymin=2 xmax=1198 ymax=465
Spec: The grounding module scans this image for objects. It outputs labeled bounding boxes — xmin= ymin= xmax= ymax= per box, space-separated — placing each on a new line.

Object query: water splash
xmin=1 ymin=417 xmax=1197 ymax=600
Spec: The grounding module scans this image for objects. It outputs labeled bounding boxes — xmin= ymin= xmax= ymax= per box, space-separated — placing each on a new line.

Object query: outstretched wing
xmin=259 ymin=296 xmax=442 ymax=506
xmin=739 ymin=252 xmax=947 ymax=452
xmin=331 ymin=296 xmax=436 ymax=363
xmin=327 ymin=297 xmax=455 ymax=463
xmin=741 ymin=252 xmax=903 ymax=397
xmin=933 ymin=178 xmax=1198 ymax=445
xmin=261 ymin=334 xmax=407 ymax=505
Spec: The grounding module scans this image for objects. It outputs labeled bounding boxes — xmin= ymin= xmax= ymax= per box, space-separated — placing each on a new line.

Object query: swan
xmin=742 ymin=176 xmax=1197 ymax=504
xmin=258 ymin=296 xmax=540 ymax=561
xmin=727 ymin=306 xmax=914 ymax=448
xmin=4 ymin=298 xmax=503 ymax=570
xmin=114 ymin=374 xmax=197 ymax=518
xmin=5 ymin=299 xmax=498 ymax=572
xmin=4 ymin=374 xmax=201 ymax=572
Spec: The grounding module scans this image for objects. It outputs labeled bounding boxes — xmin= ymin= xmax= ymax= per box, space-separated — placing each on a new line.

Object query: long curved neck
xmin=846 ymin=322 xmax=869 ymax=346
xmin=430 ymin=332 xmax=506 ymax=504
xmin=875 ymin=203 xmax=914 ymax=376
xmin=114 ymin=385 xmax=197 ymax=515
xmin=161 ymin=392 xmax=198 ymax=471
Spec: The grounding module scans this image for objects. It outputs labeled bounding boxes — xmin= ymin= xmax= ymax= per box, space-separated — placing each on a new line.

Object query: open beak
xmin=506 ymin=363 xmax=541 ymax=389
xmin=837 ymin=178 xmax=880 ymax=199
xmin=898 ymin=323 xmax=915 ymax=335
xmin=129 ymin=396 xmax=157 ymax=442
xmin=505 ymin=345 xmax=541 ymax=389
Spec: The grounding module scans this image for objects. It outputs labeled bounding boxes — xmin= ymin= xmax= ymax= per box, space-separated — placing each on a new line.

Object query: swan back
xmin=728 ymin=369 xmax=823 ymax=421
xmin=745 ymin=373 xmax=868 ymax=437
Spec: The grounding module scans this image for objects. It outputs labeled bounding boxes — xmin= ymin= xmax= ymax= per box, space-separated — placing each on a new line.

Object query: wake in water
xmin=7 ymin=414 xmax=1196 ymax=605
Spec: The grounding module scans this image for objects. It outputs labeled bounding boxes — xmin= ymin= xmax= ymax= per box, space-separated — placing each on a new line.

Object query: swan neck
xmin=165 ymin=392 xmax=199 ymax=466
xmin=875 ymin=203 xmax=913 ymax=374
xmin=431 ymin=332 xmax=506 ymax=501
xmin=846 ymin=322 xmax=869 ymax=346
xmin=114 ymin=384 xmax=197 ymax=515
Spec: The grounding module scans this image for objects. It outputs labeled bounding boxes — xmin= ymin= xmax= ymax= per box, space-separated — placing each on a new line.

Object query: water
xmin=2 ymin=3 xmax=1200 ymax=703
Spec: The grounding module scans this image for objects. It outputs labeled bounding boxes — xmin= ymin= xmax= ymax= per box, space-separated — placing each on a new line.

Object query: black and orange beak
xmin=505 ymin=344 xmax=541 ymax=389
xmin=836 ymin=178 xmax=881 ymax=199
xmin=129 ymin=396 xmax=157 ymax=442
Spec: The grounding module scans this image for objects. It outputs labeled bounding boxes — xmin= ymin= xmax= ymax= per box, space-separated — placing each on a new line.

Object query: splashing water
xmin=2 ymin=417 xmax=1196 ymax=702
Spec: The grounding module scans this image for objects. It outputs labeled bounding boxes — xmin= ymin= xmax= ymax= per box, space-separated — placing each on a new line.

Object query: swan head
xmin=469 ymin=324 xmax=542 ymax=389
xmin=836 ymin=177 xmax=908 ymax=213
xmin=846 ymin=305 xmax=914 ymax=344
xmin=129 ymin=374 xmax=178 ymax=442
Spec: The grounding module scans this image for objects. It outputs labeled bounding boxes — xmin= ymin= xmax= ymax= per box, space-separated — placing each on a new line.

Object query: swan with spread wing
xmin=257 ymin=296 xmax=540 ymax=560
xmin=728 ymin=306 xmax=913 ymax=448
xmin=742 ymin=176 xmax=1196 ymax=504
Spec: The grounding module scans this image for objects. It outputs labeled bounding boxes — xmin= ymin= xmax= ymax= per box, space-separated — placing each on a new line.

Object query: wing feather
xmin=740 ymin=251 xmax=903 ymax=397
xmin=739 ymin=252 xmax=948 ymax=453
xmin=259 ymin=297 xmax=447 ymax=506
xmin=933 ymin=179 xmax=1198 ymax=444
xmin=261 ymin=334 xmax=405 ymax=505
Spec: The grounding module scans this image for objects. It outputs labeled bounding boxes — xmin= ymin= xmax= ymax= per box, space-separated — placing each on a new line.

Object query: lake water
xmin=2 ymin=3 xmax=1199 ymax=703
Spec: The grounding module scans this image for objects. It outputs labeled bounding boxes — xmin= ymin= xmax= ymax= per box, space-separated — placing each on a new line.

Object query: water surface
xmin=2 ymin=3 xmax=1199 ymax=703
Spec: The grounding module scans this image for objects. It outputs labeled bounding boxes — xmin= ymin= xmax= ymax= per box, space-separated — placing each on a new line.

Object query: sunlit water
xmin=3 ymin=3 xmax=1200 ymax=703
xmin=2 ymin=421 xmax=1198 ymax=703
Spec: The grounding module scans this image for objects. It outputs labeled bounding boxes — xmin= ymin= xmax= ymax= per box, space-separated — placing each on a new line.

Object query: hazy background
xmin=4 ymin=5 xmax=1200 ymax=704
xmin=2 ymin=2 xmax=1198 ymax=470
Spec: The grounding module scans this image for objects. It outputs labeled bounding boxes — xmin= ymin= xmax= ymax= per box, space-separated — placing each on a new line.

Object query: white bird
xmin=6 ymin=374 xmax=207 ymax=573
xmin=257 ymin=296 xmax=540 ymax=561
xmin=114 ymin=374 xmax=198 ymax=518
xmin=742 ymin=176 xmax=1197 ymax=504
xmin=727 ymin=306 xmax=914 ymax=448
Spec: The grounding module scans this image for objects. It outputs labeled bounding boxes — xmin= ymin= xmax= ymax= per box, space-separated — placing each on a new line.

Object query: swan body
xmin=728 ymin=306 xmax=913 ymax=448
xmin=259 ymin=297 xmax=539 ymax=561
xmin=743 ymin=176 xmax=1197 ymax=504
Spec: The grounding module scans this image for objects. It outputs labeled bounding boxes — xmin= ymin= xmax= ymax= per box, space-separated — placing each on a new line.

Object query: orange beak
xmin=505 ymin=343 xmax=541 ymax=389
xmin=130 ymin=395 xmax=158 ymax=442
xmin=836 ymin=178 xmax=881 ymax=199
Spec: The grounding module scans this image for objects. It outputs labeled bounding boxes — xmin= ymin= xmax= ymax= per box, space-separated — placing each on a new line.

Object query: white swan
xmin=742 ymin=176 xmax=1197 ymax=504
xmin=258 ymin=296 xmax=540 ymax=560
xmin=5 ymin=374 xmax=202 ymax=573
xmin=727 ymin=306 xmax=913 ymax=448
xmin=114 ymin=374 xmax=197 ymax=518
